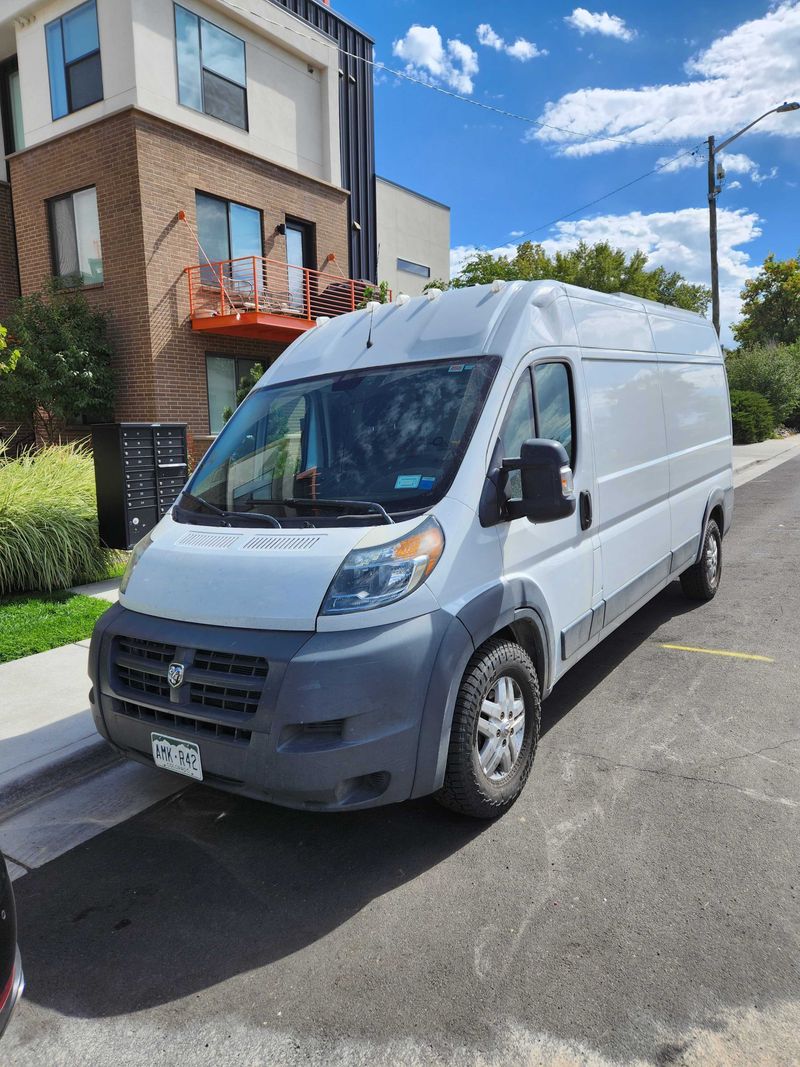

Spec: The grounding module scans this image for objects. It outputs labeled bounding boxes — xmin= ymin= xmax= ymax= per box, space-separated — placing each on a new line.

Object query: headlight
xmin=119 ymin=530 xmax=153 ymax=595
xmin=321 ymin=516 xmax=444 ymax=615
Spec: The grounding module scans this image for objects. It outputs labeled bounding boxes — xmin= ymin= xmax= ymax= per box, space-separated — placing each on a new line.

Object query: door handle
xmin=579 ymin=490 xmax=593 ymax=531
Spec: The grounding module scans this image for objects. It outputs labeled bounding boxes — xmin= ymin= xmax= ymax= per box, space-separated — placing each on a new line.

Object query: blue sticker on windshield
xmin=395 ymin=475 xmax=421 ymax=489
xmin=448 ymin=364 xmax=466 ymax=373
xmin=420 ymin=476 xmax=436 ymax=490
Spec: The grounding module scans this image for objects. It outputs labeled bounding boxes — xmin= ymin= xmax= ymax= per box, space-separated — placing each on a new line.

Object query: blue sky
xmin=334 ymin=1 xmax=800 ymax=344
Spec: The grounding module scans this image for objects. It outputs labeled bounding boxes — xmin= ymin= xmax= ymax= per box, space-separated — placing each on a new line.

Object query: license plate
xmin=151 ymin=732 xmax=203 ymax=781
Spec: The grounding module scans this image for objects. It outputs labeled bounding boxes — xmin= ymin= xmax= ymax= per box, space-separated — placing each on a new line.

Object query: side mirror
xmin=502 ymin=439 xmax=576 ymax=523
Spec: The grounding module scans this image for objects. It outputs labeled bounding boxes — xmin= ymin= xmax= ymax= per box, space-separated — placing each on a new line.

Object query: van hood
xmin=119 ymin=514 xmax=407 ymax=630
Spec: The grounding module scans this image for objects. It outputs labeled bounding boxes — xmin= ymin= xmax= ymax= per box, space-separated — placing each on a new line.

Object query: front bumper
xmin=89 ymin=603 xmax=466 ymax=811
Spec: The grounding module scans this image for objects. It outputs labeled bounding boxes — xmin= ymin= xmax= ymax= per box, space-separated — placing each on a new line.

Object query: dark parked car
xmin=0 ymin=852 xmax=23 ymax=1038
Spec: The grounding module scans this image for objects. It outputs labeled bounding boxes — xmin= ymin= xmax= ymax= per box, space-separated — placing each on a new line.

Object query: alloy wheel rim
xmin=476 ymin=674 xmax=526 ymax=781
xmin=705 ymin=534 xmax=719 ymax=585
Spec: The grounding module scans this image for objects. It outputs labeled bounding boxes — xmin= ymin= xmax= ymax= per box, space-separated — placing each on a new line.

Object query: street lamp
xmin=707 ymin=101 xmax=800 ymax=336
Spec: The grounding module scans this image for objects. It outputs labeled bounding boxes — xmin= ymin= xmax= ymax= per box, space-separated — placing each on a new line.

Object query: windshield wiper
xmin=179 ymin=492 xmax=282 ymax=528
xmin=282 ymin=497 xmax=394 ymax=524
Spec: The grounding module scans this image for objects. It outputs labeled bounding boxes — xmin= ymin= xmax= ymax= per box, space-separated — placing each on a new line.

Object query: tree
xmin=732 ymin=252 xmax=800 ymax=348
xmin=0 ymin=284 xmax=115 ymax=443
xmin=725 ymin=342 xmax=800 ymax=424
xmin=0 ymin=324 xmax=20 ymax=374
xmin=446 ymin=240 xmax=710 ymax=314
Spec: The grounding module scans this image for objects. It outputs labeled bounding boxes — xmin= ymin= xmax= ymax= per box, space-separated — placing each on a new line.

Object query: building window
xmin=196 ymin=190 xmax=262 ymax=298
xmin=206 ymin=354 xmax=263 ymax=434
xmin=45 ymin=0 xmax=103 ymax=120
xmin=48 ymin=187 xmax=103 ymax=285
xmin=0 ymin=57 xmax=24 ymax=152
xmin=175 ymin=5 xmax=247 ymax=130
xmin=397 ymin=258 xmax=430 ymax=278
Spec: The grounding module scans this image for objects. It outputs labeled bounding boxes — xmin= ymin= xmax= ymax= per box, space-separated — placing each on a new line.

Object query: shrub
xmin=729 ymin=389 xmax=775 ymax=445
xmin=0 ymin=440 xmax=125 ymax=595
xmin=0 ymin=283 xmax=115 ymax=444
xmin=725 ymin=343 xmax=800 ymax=424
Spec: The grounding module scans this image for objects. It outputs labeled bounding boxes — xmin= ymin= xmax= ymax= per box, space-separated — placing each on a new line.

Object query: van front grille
xmin=193 ymin=649 xmax=268 ymax=678
xmin=189 ymin=681 xmax=261 ymax=716
xmin=110 ymin=634 xmax=269 ymax=738
xmin=116 ymin=700 xmax=252 ymax=745
xmin=118 ymin=636 xmax=175 ymax=665
xmin=117 ymin=664 xmax=171 ymax=700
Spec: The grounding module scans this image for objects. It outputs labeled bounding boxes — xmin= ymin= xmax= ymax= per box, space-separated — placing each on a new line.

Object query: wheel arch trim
xmin=410 ymin=580 xmax=555 ymax=798
xmin=696 ymin=487 xmax=730 ymax=564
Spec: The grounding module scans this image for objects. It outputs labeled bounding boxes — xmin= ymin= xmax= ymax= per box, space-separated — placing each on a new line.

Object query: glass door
xmin=285 ymin=223 xmax=306 ymax=313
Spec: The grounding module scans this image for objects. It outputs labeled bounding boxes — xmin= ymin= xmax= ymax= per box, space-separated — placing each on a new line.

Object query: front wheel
xmin=680 ymin=518 xmax=722 ymax=601
xmin=436 ymin=637 xmax=541 ymax=819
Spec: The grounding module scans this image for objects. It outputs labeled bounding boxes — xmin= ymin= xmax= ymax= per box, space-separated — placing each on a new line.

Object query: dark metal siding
xmin=270 ymin=0 xmax=377 ymax=282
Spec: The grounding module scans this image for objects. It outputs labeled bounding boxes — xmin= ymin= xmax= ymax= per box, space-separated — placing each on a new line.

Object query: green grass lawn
xmin=0 ymin=591 xmax=111 ymax=664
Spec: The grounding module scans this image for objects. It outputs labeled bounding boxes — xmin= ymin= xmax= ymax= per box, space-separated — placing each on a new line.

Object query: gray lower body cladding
xmin=89 ymin=603 xmax=465 ymax=811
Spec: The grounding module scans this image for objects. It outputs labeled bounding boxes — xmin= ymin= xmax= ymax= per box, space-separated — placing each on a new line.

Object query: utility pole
xmin=705 ymin=102 xmax=799 ymax=340
xmin=707 ymin=135 xmax=720 ymax=337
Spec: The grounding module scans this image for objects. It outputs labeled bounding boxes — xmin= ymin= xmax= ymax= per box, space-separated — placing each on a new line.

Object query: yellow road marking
xmin=660 ymin=643 xmax=774 ymax=663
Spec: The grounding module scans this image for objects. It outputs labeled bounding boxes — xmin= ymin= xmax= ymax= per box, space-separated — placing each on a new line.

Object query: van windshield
xmin=177 ymin=356 xmax=499 ymax=526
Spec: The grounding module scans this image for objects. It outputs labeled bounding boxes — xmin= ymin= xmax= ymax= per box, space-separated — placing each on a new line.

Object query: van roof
xmin=261 ymin=281 xmax=718 ymax=386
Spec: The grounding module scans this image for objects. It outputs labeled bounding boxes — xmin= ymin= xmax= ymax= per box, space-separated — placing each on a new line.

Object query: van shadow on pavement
xmin=16 ymin=580 xmax=701 ymax=1022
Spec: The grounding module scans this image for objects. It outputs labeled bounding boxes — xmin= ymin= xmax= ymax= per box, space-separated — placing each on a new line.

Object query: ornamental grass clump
xmin=0 ymin=440 xmax=125 ymax=595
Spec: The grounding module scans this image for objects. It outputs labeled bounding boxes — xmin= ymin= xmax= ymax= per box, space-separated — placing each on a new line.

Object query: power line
xmin=220 ymin=0 xmax=689 ymax=151
xmin=483 ymin=144 xmax=706 ymax=249
xmin=374 ymin=62 xmax=689 ymax=151
xmin=217 ymin=1 xmax=709 ymax=259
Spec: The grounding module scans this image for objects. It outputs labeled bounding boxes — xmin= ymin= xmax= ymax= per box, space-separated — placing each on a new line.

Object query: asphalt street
xmin=4 ymin=458 xmax=800 ymax=1067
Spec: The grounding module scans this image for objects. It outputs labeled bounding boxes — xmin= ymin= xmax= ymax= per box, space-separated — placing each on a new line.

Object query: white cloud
xmin=728 ymin=180 xmax=743 ymax=190
xmin=506 ymin=38 xmax=545 ymax=61
xmin=393 ymin=25 xmax=479 ymax=94
xmin=564 ymin=8 xmax=635 ymax=41
xmin=534 ymin=2 xmax=800 ymax=156
xmin=476 ymin=22 xmax=547 ymax=61
xmin=451 ymin=206 xmax=762 ymax=345
xmin=476 ymin=23 xmax=503 ymax=50
xmin=509 ymin=230 xmax=525 ymax=237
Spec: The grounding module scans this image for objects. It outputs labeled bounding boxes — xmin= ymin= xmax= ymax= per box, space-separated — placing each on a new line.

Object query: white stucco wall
xmin=376 ymin=176 xmax=450 ymax=298
xmin=3 ymin=0 xmax=341 ymax=185
xmin=13 ymin=0 xmax=137 ymax=145
xmin=132 ymin=0 xmax=340 ymax=183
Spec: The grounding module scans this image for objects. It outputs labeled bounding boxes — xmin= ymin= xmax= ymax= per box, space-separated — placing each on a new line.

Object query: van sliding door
xmin=572 ymin=296 xmax=671 ymax=629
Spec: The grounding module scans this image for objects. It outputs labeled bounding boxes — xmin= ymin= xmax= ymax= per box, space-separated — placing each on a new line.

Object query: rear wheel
xmin=680 ymin=518 xmax=722 ymax=601
xmin=436 ymin=637 xmax=540 ymax=819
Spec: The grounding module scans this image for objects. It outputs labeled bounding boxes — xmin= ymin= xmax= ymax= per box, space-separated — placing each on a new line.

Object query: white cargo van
xmin=89 ymin=281 xmax=733 ymax=818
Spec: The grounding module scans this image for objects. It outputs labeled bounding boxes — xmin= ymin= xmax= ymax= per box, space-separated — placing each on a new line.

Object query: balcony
xmin=185 ymin=256 xmax=381 ymax=342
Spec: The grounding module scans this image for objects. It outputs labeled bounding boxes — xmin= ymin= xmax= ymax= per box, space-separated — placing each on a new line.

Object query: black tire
xmin=680 ymin=518 xmax=722 ymax=601
xmin=436 ymin=637 xmax=541 ymax=819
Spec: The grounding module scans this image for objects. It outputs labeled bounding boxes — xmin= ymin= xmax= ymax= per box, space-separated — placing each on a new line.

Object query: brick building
xmin=0 ymin=0 xmax=449 ymax=454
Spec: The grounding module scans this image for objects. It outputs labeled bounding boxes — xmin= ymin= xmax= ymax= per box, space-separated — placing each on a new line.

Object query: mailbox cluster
xmin=92 ymin=423 xmax=189 ymax=550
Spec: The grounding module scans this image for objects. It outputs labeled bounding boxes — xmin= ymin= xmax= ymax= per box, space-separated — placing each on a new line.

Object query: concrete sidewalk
xmin=2 ymin=438 xmax=798 ymax=818
xmin=0 ymin=579 xmax=120 ymax=815
xmin=0 ymin=641 xmax=116 ymax=812
xmin=731 ymin=433 xmax=800 ymax=481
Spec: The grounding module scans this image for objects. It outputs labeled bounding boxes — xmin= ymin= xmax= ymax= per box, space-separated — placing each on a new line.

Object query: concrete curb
xmin=0 ymin=738 xmax=121 ymax=823
xmin=732 ymin=437 xmax=800 ymax=488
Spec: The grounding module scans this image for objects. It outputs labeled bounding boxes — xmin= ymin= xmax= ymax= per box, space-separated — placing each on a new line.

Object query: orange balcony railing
xmin=185 ymin=256 xmax=385 ymax=341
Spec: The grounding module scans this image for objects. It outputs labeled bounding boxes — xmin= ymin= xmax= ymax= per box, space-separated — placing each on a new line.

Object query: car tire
xmin=436 ymin=637 xmax=541 ymax=819
xmin=680 ymin=518 xmax=722 ymax=601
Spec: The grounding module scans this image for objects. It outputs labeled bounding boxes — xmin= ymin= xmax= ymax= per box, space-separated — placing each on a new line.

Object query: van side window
xmin=534 ymin=362 xmax=575 ymax=465
xmin=499 ymin=371 xmax=535 ymax=499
